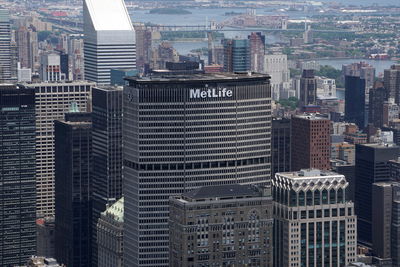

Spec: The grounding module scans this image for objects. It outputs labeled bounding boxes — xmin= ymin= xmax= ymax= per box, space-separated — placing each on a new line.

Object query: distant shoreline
xmin=149 ymin=8 xmax=192 ymax=15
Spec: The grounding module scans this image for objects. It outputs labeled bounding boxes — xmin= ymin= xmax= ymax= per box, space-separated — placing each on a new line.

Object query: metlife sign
xmin=189 ymin=87 xmax=233 ymax=99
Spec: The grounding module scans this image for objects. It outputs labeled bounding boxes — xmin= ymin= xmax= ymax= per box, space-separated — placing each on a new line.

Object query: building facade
xmin=123 ymin=73 xmax=272 ymax=266
xmin=91 ymin=86 xmax=123 ymax=266
xmin=169 ymin=184 xmax=273 ymax=267
xmin=97 ymin=197 xmax=124 ymax=267
xmin=355 ymin=143 xmax=399 ymax=246
xmin=26 ymin=82 xmax=93 ymax=217
xmin=299 ymin=69 xmax=317 ymax=107
xmin=83 ymin=0 xmax=136 ymax=85
xmin=54 ymin=113 xmax=92 ymax=267
xmin=345 ymin=75 xmax=366 ymax=129
xmin=384 ymin=65 xmax=400 ymax=105
xmin=291 ymin=114 xmax=331 ymax=171
xmin=223 ymin=39 xmax=250 ymax=72
xmin=0 ymin=85 xmax=36 ymax=266
xmin=0 ymin=9 xmax=13 ymax=82
xmin=272 ymin=118 xmax=291 ymax=176
xmin=273 ymin=169 xmax=357 ymax=267
xmin=248 ymin=32 xmax=265 ymax=73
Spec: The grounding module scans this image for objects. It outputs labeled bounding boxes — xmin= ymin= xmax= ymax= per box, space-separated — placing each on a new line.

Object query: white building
xmin=317 ymin=76 xmax=337 ymax=98
xmin=83 ymin=0 xmax=136 ymax=85
xmin=17 ymin=62 xmax=32 ymax=82
xmin=40 ymin=53 xmax=66 ymax=82
xmin=273 ymin=169 xmax=358 ymax=267
xmin=264 ymin=54 xmax=290 ymax=100
xmin=25 ymin=82 xmax=94 ymax=217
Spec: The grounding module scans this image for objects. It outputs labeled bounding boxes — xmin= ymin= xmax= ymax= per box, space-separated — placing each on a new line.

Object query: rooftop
xmin=294 ymin=113 xmax=330 ymax=120
xmin=183 ymin=184 xmax=260 ymax=200
xmin=125 ymin=72 xmax=270 ymax=84
xmin=277 ymin=169 xmax=342 ymax=179
xmin=84 ymin=0 xmax=133 ymax=31
xmin=102 ymin=197 xmax=124 ymax=222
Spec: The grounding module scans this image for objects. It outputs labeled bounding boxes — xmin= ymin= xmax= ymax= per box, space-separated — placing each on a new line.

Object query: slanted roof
xmin=84 ymin=0 xmax=133 ymax=31
xmin=183 ymin=184 xmax=258 ymax=200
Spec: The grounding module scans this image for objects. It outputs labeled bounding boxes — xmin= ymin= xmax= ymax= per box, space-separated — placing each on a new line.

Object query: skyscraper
xmin=291 ymin=114 xmax=331 ymax=171
xmin=40 ymin=53 xmax=66 ymax=82
xmin=0 ymin=9 xmax=12 ymax=82
xmin=273 ymin=169 xmax=357 ymax=267
xmin=123 ymin=73 xmax=271 ymax=266
xmin=299 ymin=69 xmax=317 ymax=107
xmin=248 ymin=32 xmax=265 ymax=73
xmin=355 ymin=143 xmax=399 ymax=246
xmin=272 ymin=118 xmax=291 ymax=176
xmin=83 ymin=0 xmax=136 ymax=85
xmin=223 ymin=39 xmax=250 ymax=72
xmin=91 ymin=86 xmax=123 ymax=266
xmin=0 ymin=85 xmax=36 ymax=266
xmin=26 ymin=82 xmax=93 ymax=217
xmin=345 ymin=75 xmax=366 ymax=129
xmin=369 ymin=84 xmax=387 ymax=128
xmin=384 ymin=65 xmax=400 ymax=105
xmin=263 ymin=54 xmax=290 ymax=100
xmin=169 ymin=184 xmax=273 ymax=267
xmin=54 ymin=113 xmax=92 ymax=267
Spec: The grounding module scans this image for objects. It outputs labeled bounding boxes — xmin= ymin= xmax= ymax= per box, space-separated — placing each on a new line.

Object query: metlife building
xmin=123 ymin=73 xmax=272 ymax=266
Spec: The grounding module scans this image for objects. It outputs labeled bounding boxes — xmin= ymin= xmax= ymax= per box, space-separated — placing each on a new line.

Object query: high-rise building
xmin=83 ymin=0 xmax=136 ymax=85
xmin=316 ymin=76 xmax=336 ymax=98
xmin=272 ymin=118 xmax=291 ymax=176
xmin=97 ymin=197 xmax=124 ymax=267
xmin=371 ymin=182 xmax=399 ymax=263
xmin=0 ymin=9 xmax=12 ymax=82
xmin=54 ymin=113 xmax=92 ymax=267
xmin=291 ymin=114 xmax=331 ymax=171
xmin=342 ymin=62 xmax=375 ymax=91
xmin=390 ymin=158 xmax=400 ymax=181
xmin=345 ymin=75 xmax=366 ymax=129
xmin=40 ymin=53 xmax=67 ymax=82
xmin=91 ymin=86 xmax=123 ymax=266
xmin=36 ymin=217 xmax=55 ymax=258
xmin=263 ymin=54 xmax=290 ymax=100
xmin=369 ymin=85 xmax=387 ymax=128
xmin=25 ymin=81 xmax=93 ymax=217
xmin=248 ymin=32 xmax=265 ymax=73
xmin=384 ymin=65 xmax=400 ymax=104
xmin=134 ymin=24 xmax=152 ymax=71
xmin=123 ymin=73 xmax=271 ymax=266
xmin=223 ymin=39 xmax=250 ymax=72
xmin=355 ymin=143 xmax=399 ymax=246
xmin=169 ymin=184 xmax=273 ymax=267
xmin=273 ymin=169 xmax=357 ymax=267
xmin=16 ymin=26 xmax=38 ymax=70
xmin=299 ymin=69 xmax=317 ymax=107
xmin=0 ymin=85 xmax=36 ymax=266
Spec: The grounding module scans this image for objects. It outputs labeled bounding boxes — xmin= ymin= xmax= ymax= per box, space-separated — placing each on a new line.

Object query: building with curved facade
xmin=123 ymin=73 xmax=271 ymax=266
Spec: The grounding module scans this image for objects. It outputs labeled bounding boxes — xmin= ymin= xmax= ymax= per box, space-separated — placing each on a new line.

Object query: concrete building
xmin=0 ymin=10 xmax=13 ymax=82
xmin=123 ymin=73 xmax=271 ymax=266
xmin=317 ymin=76 xmax=336 ymax=98
xmin=134 ymin=24 xmax=152 ymax=71
xmin=97 ymin=197 xmax=124 ymax=267
xmin=24 ymin=256 xmax=64 ymax=267
xmin=83 ymin=0 xmax=136 ymax=85
xmin=342 ymin=62 xmax=375 ymax=91
xmin=26 ymin=82 xmax=93 ymax=217
xmin=263 ymin=54 xmax=290 ymax=100
xmin=16 ymin=26 xmax=38 ymax=71
xmin=223 ymin=39 xmax=250 ymax=72
xmin=384 ymin=65 xmax=400 ymax=105
xmin=169 ymin=184 xmax=273 ymax=267
xmin=91 ymin=86 xmax=123 ymax=266
xmin=355 ymin=143 xmax=399 ymax=246
xmin=291 ymin=113 xmax=331 ymax=171
xmin=40 ymin=53 xmax=66 ymax=82
xmin=54 ymin=113 xmax=92 ymax=267
xmin=300 ymin=69 xmax=317 ymax=107
xmin=383 ymin=98 xmax=399 ymax=127
xmin=345 ymin=75 xmax=366 ymax=129
xmin=273 ymin=169 xmax=357 ymax=267
xmin=272 ymin=118 xmax=291 ymax=176
xmin=0 ymin=85 xmax=36 ymax=266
